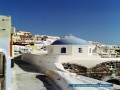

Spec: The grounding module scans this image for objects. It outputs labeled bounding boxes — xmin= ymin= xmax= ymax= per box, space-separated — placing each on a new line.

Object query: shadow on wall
xmin=13 ymin=55 xmax=39 ymax=73
xmin=36 ymin=75 xmax=61 ymax=90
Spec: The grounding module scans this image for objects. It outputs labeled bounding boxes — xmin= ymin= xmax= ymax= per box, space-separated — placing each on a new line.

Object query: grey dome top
xmin=51 ymin=37 xmax=89 ymax=45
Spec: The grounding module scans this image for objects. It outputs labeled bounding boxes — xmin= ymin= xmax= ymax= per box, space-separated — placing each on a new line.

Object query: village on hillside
xmin=12 ymin=30 xmax=120 ymax=58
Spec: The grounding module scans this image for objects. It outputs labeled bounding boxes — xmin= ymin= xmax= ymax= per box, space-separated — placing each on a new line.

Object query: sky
xmin=0 ymin=0 xmax=120 ymax=44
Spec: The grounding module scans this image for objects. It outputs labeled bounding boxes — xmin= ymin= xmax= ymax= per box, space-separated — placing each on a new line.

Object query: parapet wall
xmin=46 ymin=70 xmax=120 ymax=90
xmin=21 ymin=53 xmax=120 ymax=90
xmin=21 ymin=53 xmax=65 ymax=73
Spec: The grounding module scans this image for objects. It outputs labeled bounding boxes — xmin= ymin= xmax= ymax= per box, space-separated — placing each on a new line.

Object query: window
xmin=2 ymin=19 xmax=5 ymax=21
xmin=61 ymin=47 xmax=66 ymax=53
xmin=78 ymin=48 xmax=82 ymax=53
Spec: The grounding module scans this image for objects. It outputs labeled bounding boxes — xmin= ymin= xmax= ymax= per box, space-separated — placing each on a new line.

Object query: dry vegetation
xmin=62 ymin=61 xmax=120 ymax=80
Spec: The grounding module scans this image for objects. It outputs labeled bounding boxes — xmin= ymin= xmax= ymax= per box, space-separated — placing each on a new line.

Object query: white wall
xmin=21 ymin=53 xmax=65 ymax=73
xmin=0 ymin=16 xmax=11 ymax=56
xmin=47 ymin=45 xmax=95 ymax=56
xmin=47 ymin=45 xmax=72 ymax=55
xmin=0 ymin=16 xmax=12 ymax=90
xmin=22 ymin=50 xmax=120 ymax=69
xmin=0 ymin=49 xmax=12 ymax=90
xmin=21 ymin=53 xmax=120 ymax=90
xmin=72 ymin=45 xmax=88 ymax=56
xmin=46 ymin=70 xmax=118 ymax=90
xmin=57 ymin=55 xmax=120 ymax=68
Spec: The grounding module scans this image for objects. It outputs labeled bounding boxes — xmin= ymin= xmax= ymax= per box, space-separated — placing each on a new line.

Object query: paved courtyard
xmin=11 ymin=59 xmax=61 ymax=90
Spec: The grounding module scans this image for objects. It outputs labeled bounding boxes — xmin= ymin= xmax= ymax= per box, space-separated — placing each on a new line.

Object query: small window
xmin=61 ymin=47 xmax=66 ymax=53
xmin=2 ymin=19 xmax=5 ymax=21
xmin=78 ymin=48 xmax=82 ymax=53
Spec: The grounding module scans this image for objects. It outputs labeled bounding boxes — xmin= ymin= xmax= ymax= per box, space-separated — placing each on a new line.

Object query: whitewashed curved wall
xmin=21 ymin=53 xmax=120 ymax=90
xmin=21 ymin=53 xmax=65 ymax=73
xmin=46 ymin=70 xmax=120 ymax=90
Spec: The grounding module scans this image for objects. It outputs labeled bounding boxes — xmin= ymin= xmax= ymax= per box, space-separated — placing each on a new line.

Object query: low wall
xmin=21 ymin=53 xmax=65 ymax=73
xmin=58 ymin=55 xmax=120 ymax=68
xmin=46 ymin=70 xmax=120 ymax=90
xmin=21 ymin=53 xmax=120 ymax=90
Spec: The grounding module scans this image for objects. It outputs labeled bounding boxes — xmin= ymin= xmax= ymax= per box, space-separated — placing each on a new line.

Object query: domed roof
xmin=51 ymin=37 xmax=89 ymax=45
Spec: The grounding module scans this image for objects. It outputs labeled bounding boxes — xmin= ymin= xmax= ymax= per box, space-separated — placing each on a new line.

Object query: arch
xmin=0 ymin=53 xmax=6 ymax=90
xmin=78 ymin=48 xmax=82 ymax=53
xmin=0 ymin=54 xmax=6 ymax=77
xmin=61 ymin=47 xmax=66 ymax=53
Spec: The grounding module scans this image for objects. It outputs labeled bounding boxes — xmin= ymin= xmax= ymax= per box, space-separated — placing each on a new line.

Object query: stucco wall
xmin=21 ymin=53 xmax=65 ymax=73
xmin=57 ymin=55 xmax=120 ymax=68
xmin=46 ymin=70 xmax=119 ymax=90
xmin=0 ymin=16 xmax=12 ymax=90
xmin=0 ymin=49 xmax=12 ymax=90
xmin=0 ymin=16 xmax=11 ymax=38
xmin=47 ymin=45 xmax=72 ymax=55
xmin=0 ymin=16 xmax=11 ymax=56
xmin=72 ymin=45 xmax=89 ymax=56
xmin=22 ymin=52 xmax=120 ymax=69
xmin=21 ymin=53 xmax=120 ymax=90
xmin=47 ymin=45 xmax=94 ymax=56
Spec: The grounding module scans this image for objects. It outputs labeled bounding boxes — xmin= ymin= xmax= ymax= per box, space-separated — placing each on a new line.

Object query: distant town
xmin=12 ymin=29 xmax=120 ymax=58
xmin=12 ymin=30 xmax=60 ymax=57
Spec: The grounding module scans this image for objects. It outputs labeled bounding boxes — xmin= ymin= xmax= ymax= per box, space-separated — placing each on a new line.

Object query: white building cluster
xmin=13 ymin=30 xmax=60 ymax=57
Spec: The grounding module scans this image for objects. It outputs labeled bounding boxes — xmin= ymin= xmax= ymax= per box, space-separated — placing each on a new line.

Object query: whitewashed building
xmin=0 ymin=15 xmax=13 ymax=90
xmin=22 ymin=35 xmax=120 ymax=88
xmin=22 ymin=35 xmax=120 ymax=69
xmin=47 ymin=36 xmax=96 ymax=56
xmin=22 ymin=36 xmax=101 ymax=72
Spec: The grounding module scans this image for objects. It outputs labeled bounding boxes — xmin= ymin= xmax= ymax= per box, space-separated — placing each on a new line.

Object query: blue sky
xmin=0 ymin=0 xmax=120 ymax=44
